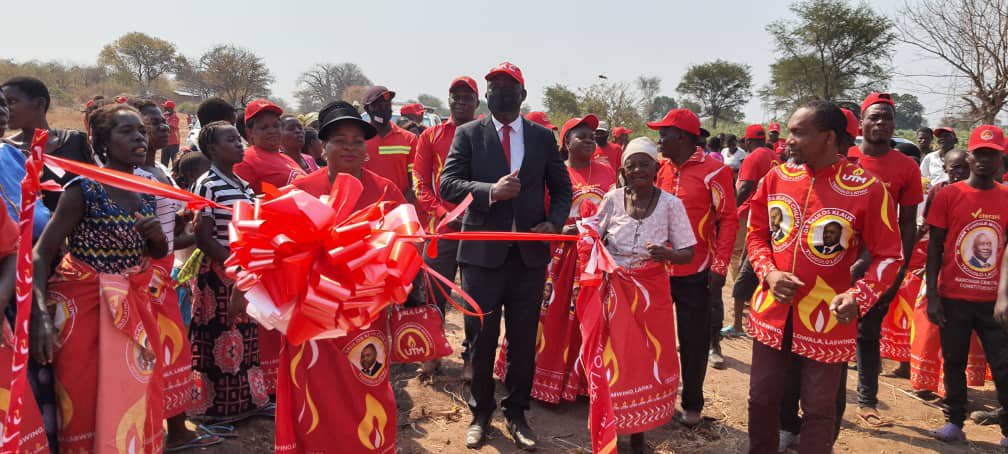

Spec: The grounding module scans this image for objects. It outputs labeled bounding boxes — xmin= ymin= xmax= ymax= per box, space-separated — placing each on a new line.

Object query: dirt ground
xmin=196 ymin=303 xmax=1008 ymax=454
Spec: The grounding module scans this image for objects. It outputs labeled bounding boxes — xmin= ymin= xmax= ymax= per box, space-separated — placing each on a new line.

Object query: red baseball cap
xmin=560 ymin=114 xmax=600 ymax=145
xmin=525 ymin=111 xmax=557 ymax=130
xmin=744 ymin=124 xmax=767 ymax=140
xmin=934 ymin=126 xmax=956 ymax=137
xmin=244 ymin=98 xmax=283 ymax=123
xmin=115 ymin=96 xmax=127 ymax=104
xmin=768 ymin=122 xmax=782 ymax=133
xmin=612 ymin=126 xmax=633 ymax=137
xmin=647 ymin=109 xmax=701 ymax=136
xmin=162 ymin=100 xmax=176 ymax=109
xmin=450 ymin=76 xmax=479 ymax=96
xmin=840 ymin=108 xmax=860 ymax=139
xmin=400 ymin=103 xmax=425 ymax=116
xmin=85 ymin=99 xmax=94 ymax=108
xmin=967 ymin=125 xmax=1006 ymax=153
xmin=860 ymin=92 xmax=895 ymax=114
xmin=485 ymin=61 xmax=524 ymax=87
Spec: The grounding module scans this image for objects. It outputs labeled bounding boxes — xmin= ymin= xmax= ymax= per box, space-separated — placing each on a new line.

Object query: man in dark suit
xmin=440 ymin=61 xmax=572 ymax=450
xmin=814 ymin=221 xmax=845 ymax=255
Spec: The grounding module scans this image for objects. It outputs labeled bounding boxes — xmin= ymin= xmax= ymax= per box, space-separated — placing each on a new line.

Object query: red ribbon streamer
xmin=3 ymin=129 xmax=47 ymax=453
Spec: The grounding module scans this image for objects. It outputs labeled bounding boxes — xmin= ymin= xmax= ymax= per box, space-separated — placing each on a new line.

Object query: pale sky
xmin=3 ymin=0 xmax=967 ymax=126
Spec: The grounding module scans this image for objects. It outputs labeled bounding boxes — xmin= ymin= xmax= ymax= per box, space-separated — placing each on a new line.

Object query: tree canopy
xmin=98 ymin=32 xmax=178 ymax=93
xmin=295 ymin=63 xmax=372 ymax=112
xmin=677 ymin=60 xmax=752 ymax=128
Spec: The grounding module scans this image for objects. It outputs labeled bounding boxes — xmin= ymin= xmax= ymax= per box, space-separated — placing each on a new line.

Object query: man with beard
xmin=847 ymin=93 xmax=924 ymax=427
xmin=440 ymin=62 xmax=572 ymax=450
xmin=413 ymin=76 xmax=481 ymax=377
xmin=920 ymin=126 xmax=959 ymax=188
xmin=362 ymin=85 xmax=418 ymax=201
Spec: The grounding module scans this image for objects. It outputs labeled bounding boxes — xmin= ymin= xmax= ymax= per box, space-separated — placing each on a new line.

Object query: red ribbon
xmin=3 ymin=129 xmax=47 ymax=453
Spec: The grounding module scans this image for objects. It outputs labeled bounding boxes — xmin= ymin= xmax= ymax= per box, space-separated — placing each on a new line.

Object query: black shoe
xmin=466 ymin=414 xmax=490 ymax=449
xmin=462 ymin=357 xmax=474 ymax=383
xmin=709 ymin=346 xmax=726 ymax=370
xmin=506 ymin=414 xmax=538 ymax=451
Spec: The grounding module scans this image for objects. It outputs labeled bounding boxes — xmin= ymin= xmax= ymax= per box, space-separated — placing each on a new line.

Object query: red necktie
xmin=501 ymin=124 xmax=512 ymax=169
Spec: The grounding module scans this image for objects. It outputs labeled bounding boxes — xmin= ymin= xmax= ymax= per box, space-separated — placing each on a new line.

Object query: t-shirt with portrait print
xmin=926 ymin=181 xmax=1008 ymax=302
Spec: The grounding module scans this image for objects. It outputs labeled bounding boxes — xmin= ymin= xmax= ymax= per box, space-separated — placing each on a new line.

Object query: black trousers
xmin=855 ymin=292 xmax=894 ymax=408
xmin=672 ymin=271 xmax=712 ymax=412
xmin=463 ymin=246 xmax=547 ymax=417
xmin=940 ymin=298 xmax=1008 ymax=435
xmin=161 ymin=143 xmax=180 ymax=167
xmin=422 ymin=239 xmax=470 ymax=357
xmin=711 ymin=275 xmax=725 ymax=346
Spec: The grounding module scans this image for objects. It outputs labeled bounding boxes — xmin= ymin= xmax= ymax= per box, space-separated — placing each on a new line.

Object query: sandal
xmin=165 ymin=433 xmax=223 ymax=452
xmin=720 ymin=326 xmax=747 ymax=338
xmin=198 ymin=423 xmax=237 ymax=438
xmin=930 ymin=422 xmax=966 ymax=442
xmin=857 ymin=408 xmax=892 ymax=428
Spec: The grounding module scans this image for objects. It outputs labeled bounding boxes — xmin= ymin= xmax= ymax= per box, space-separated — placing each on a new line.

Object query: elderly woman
xmin=580 ymin=137 xmax=696 ymax=454
xmin=276 ymin=101 xmax=402 ymax=453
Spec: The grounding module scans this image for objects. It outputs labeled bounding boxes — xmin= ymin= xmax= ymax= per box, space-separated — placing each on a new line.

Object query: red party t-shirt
xmin=234 ymin=145 xmax=306 ymax=195
xmin=363 ymin=123 xmax=417 ymax=194
xmin=736 ymin=146 xmax=780 ymax=215
xmin=847 ymin=148 xmax=924 ymax=207
xmin=593 ymin=142 xmax=623 ymax=172
xmin=926 ymin=181 xmax=1008 ymax=302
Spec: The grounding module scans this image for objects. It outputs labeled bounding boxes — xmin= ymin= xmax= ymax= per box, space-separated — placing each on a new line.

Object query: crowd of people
xmin=1 ymin=60 xmax=1008 ymax=454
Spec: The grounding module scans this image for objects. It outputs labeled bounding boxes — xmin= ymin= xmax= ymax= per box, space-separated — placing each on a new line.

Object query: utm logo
xmin=981 ymin=130 xmax=995 ymax=141
xmin=395 ymin=328 xmax=432 ymax=358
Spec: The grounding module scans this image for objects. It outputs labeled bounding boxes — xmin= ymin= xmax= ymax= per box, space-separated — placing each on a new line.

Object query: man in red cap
xmin=768 ymin=122 xmax=787 ymax=157
xmin=412 ymin=76 xmax=480 ymax=377
xmin=920 ymin=126 xmax=959 ymax=188
xmin=651 ymin=108 xmax=739 ymax=422
xmin=926 ymin=125 xmax=1008 ymax=444
xmin=162 ymin=100 xmax=181 ymax=167
xmin=593 ymin=121 xmax=623 ymax=172
xmin=362 ymin=85 xmax=418 ymax=201
xmin=746 ymin=100 xmax=902 ymax=453
xmin=441 ymin=61 xmax=572 ymax=450
xmin=400 ymin=103 xmax=427 ymax=135
xmin=612 ymin=126 xmax=632 ymax=149
xmin=524 ymin=111 xmax=557 ymax=131
xmin=847 ymin=92 xmax=924 ymax=427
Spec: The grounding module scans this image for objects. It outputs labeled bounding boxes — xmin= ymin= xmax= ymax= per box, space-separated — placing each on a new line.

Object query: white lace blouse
xmin=585 ymin=187 xmax=697 ymax=268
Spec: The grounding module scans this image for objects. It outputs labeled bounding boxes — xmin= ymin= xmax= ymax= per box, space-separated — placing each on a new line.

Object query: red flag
xmin=3 ymin=129 xmax=47 ymax=453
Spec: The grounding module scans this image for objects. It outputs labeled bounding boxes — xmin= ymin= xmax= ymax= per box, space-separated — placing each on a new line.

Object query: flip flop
xmin=165 ymin=433 xmax=223 ymax=452
xmin=198 ymin=423 xmax=237 ymax=438
xmin=857 ymin=409 xmax=892 ymax=428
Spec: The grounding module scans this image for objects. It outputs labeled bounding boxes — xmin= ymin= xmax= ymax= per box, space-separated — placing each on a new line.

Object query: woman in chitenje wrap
xmin=494 ymin=114 xmax=617 ymax=403
xmin=580 ymin=137 xmax=696 ymax=454
xmin=30 ymin=103 xmax=169 ymax=453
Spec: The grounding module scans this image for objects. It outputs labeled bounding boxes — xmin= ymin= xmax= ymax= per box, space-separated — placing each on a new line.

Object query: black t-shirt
xmin=38 ymin=129 xmax=93 ymax=211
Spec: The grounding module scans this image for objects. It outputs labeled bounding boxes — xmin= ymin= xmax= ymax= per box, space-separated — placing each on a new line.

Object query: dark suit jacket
xmin=440 ymin=116 xmax=572 ymax=268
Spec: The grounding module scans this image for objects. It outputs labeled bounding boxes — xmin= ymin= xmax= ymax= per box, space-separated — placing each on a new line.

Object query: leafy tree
xmin=580 ymin=82 xmax=644 ymax=133
xmin=647 ymin=96 xmax=678 ymax=120
xmin=98 ymin=32 xmax=178 ymax=93
xmin=295 ymin=63 xmax=371 ymax=112
xmin=761 ymin=0 xmax=896 ymax=114
xmin=677 ymin=60 xmax=753 ymax=128
xmin=542 ymin=84 xmax=580 ymax=121
xmin=176 ymin=45 xmax=274 ymax=106
xmin=892 ymin=93 xmax=926 ymax=130
xmin=898 ymin=0 xmax=1008 ymax=124
xmin=417 ymin=94 xmax=446 ymax=115
xmin=636 ymin=75 xmax=662 ymax=119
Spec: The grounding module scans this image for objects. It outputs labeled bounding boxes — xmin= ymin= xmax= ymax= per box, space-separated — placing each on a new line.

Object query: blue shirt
xmin=0 ymin=143 xmax=51 ymax=240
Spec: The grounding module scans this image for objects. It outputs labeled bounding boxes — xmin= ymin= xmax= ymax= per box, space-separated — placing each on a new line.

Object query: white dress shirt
xmin=492 ymin=115 xmax=525 ymax=173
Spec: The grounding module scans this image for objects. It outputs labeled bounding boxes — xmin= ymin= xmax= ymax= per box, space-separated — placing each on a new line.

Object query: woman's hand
xmin=228 ymin=288 xmax=248 ymax=323
xmin=135 ymin=214 xmax=165 ymax=243
xmin=29 ymin=309 xmax=56 ymax=364
xmin=561 ymin=224 xmax=579 ymax=235
xmin=646 ymin=242 xmax=673 ymax=262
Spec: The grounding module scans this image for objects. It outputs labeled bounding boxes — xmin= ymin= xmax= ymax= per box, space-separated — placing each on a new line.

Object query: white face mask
xmin=373 ymin=116 xmax=385 ymax=124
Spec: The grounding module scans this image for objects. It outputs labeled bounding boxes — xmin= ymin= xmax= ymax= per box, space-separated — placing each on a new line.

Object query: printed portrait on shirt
xmin=345 ymin=331 xmax=389 ymax=386
xmin=541 ymin=279 xmax=555 ymax=310
xmin=767 ymin=197 xmax=798 ymax=250
xmin=957 ymin=221 xmax=1002 ymax=276
xmin=802 ymin=209 xmax=855 ymax=266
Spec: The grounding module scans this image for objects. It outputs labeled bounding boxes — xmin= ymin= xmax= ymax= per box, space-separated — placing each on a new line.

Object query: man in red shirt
xmin=593 ymin=121 xmax=623 ymax=172
xmin=612 ymin=126 xmax=632 ymax=149
xmin=926 ymin=125 xmax=1008 ymax=444
xmin=723 ymin=125 xmax=781 ymax=339
xmin=400 ymin=103 xmax=426 ymax=136
xmin=162 ymin=100 xmax=181 ymax=167
xmin=848 ymin=93 xmax=924 ymax=427
xmin=652 ymin=108 xmax=739 ymax=424
xmin=768 ymin=121 xmax=787 ymax=157
xmin=412 ymin=76 xmax=480 ymax=377
xmin=362 ymin=85 xmax=418 ymax=201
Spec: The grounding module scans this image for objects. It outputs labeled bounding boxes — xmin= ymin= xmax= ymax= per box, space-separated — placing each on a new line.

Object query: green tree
xmin=580 ymin=82 xmax=644 ymax=134
xmin=892 ymin=93 xmax=926 ymax=130
xmin=417 ymin=94 xmax=446 ymax=116
xmin=98 ymin=32 xmax=178 ymax=93
xmin=677 ymin=60 xmax=753 ymax=128
xmin=295 ymin=63 xmax=371 ymax=112
xmin=648 ymin=96 xmax=678 ymax=120
xmin=542 ymin=84 xmax=580 ymax=121
xmin=898 ymin=0 xmax=1008 ymax=124
xmin=761 ymin=0 xmax=896 ymax=114
xmin=176 ymin=45 xmax=274 ymax=106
